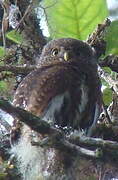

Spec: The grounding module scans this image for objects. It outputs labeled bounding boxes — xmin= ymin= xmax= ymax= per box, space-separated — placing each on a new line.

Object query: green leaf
xmin=0 ymin=47 xmax=5 ymax=57
xmin=6 ymin=30 xmax=23 ymax=44
xmin=103 ymin=67 xmax=117 ymax=79
xmin=103 ymin=88 xmax=112 ymax=106
xmin=42 ymin=0 xmax=108 ymax=40
xmin=101 ymin=80 xmax=109 ymax=88
xmin=105 ymin=20 xmax=118 ymax=55
xmin=103 ymin=67 xmax=112 ymax=74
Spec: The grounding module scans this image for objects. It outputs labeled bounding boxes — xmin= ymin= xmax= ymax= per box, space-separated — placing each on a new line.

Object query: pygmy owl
xmin=11 ymin=38 xmax=102 ymax=180
xmin=13 ymin=38 xmax=101 ymax=133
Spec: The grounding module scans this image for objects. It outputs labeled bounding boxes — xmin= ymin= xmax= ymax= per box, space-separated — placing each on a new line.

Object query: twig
xmin=0 ymin=62 xmax=67 ymax=75
xmin=68 ymin=133 xmax=118 ymax=151
xmin=15 ymin=0 xmax=47 ymax=51
xmin=15 ymin=2 xmax=32 ymax=30
xmin=87 ymin=18 xmax=111 ymax=46
xmin=56 ymin=139 xmax=100 ymax=159
xmin=1 ymin=0 xmax=10 ymax=53
xmin=99 ymin=55 xmax=118 ymax=73
xmin=0 ymin=65 xmax=36 ymax=75
xmin=102 ymin=100 xmax=112 ymax=124
xmin=87 ymin=18 xmax=111 ymax=58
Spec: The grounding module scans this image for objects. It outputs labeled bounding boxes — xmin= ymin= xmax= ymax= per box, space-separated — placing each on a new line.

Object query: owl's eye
xmin=52 ymin=48 xmax=59 ymax=56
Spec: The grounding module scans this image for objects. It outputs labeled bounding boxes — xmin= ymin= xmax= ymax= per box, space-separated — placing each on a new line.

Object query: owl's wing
xmin=13 ymin=62 xmax=101 ymax=131
xmin=13 ymin=63 xmax=82 ymax=113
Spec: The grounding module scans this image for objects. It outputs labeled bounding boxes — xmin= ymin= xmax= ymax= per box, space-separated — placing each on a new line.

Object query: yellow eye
xmin=52 ymin=48 xmax=58 ymax=56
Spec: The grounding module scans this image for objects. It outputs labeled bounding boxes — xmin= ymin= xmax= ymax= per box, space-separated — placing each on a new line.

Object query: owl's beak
xmin=64 ymin=52 xmax=69 ymax=61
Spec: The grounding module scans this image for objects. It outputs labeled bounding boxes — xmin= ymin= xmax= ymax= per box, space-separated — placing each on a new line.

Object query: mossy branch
xmin=1 ymin=98 xmax=118 ymax=162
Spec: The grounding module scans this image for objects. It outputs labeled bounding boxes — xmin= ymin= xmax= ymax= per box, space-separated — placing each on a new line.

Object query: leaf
xmin=103 ymin=67 xmax=112 ymax=74
xmin=101 ymin=79 xmax=109 ymax=88
xmin=42 ymin=0 xmax=108 ymax=40
xmin=103 ymin=67 xmax=117 ymax=80
xmin=6 ymin=30 xmax=23 ymax=44
xmin=103 ymin=88 xmax=112 ymax=106
xmin=105 ymin=20 xmax=118 ymax=55
xmin=0 ymin=47 xmax=5 ymax=57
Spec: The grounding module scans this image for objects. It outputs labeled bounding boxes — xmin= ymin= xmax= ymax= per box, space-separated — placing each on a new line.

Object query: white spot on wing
xmin=20 ymin=84 xmax=25 ymax=88
xmin=15 ymin=104 xmax=20 ymax=107
xmin=15 ymin=91 xmax=19 ymax=95
xmin=79 ymin=83 xmax=88 ymax=113
xmin=19 ymin=95 xmax=24 ymax=98
xmin=12 ymin=99 xmax=17 ymax=104
xmin=87 ymin=103 xmax=100 ymax=136
xmin=23 ymin=100 xmax=27 ymax=108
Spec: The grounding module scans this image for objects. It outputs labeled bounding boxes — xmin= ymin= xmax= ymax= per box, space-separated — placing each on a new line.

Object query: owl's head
xmin=39 ymin=38 xmax=96 ymax=65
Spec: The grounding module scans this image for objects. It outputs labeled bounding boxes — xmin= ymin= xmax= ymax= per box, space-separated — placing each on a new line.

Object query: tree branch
xmin=15 ymin=0 xmax=47 ymax=53
xmin=0 ymin=98 xmax=52 ymax=134
xmin=87 ymin=18 xmax=111 ymax=58
xmin=68 ymin=133 xmax=118 ymax=151
xmin=54 ymin=138 xmax=99 ymax=159
xmin=0 ymin=98 xmax=100 ymax=159
xmin=0 ymin=65 xmax=36 ymax=75
xmin=1 ymin=98 xmax=118 ymax=161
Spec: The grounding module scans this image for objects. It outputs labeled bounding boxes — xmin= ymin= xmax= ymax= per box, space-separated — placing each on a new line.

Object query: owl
xmin=11 ymin=38 xmax=102 ymax=180
xmin=13 ymin=38 xmax=102 ymax=133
